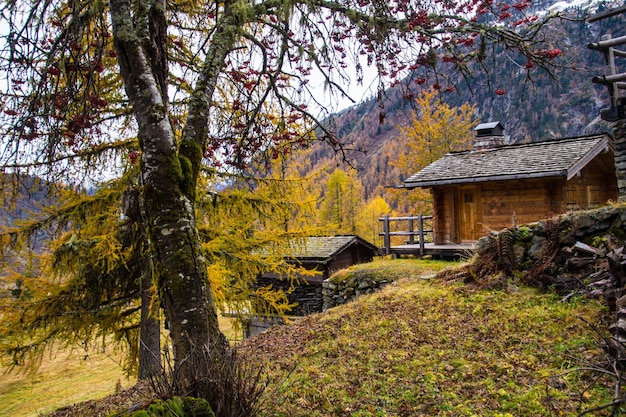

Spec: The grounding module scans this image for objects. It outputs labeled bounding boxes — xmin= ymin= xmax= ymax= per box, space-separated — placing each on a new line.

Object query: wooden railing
xmin=379 ymin=214 xmax=434 ymax=256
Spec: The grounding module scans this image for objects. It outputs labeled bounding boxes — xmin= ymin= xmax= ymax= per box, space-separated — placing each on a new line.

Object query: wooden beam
xmin=588 ymin=35 xmax=626 ymax=50
xmin=587 ymin=5 xmax=626 ymax=23
xmin=592 ymin=72 xmax=626 ymax=85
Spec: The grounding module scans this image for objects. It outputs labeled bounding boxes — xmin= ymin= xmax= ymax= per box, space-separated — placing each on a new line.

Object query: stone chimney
xmin=473 ymin=121 xmax=505 ymax=150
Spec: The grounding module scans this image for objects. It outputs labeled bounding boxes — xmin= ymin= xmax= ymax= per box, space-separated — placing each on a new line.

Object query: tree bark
xmin=109 ymin=0 xmax=232 ymax=394
xmin=138 ymin=258 xmax=162 ymax=380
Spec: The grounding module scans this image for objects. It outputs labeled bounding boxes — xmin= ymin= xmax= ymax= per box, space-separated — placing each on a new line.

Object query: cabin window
xmin=464 ymin=192 xmax=474 ymax=203
xmin=587 ymin=186 xmax=601 ymax=208
xmin=566 ymin=186 xmax=580 ymax=210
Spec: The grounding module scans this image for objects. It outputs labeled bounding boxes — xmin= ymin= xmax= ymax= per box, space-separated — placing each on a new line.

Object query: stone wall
xmin=323 ymin=204 xmax=626 ymax=311
xmin=322 ymin=270 xmax=392 ymax=310
xmin=475 ymin=204 xmax=626 ymax=272
xmin=464 ymin=204 xmax=626 ymax=303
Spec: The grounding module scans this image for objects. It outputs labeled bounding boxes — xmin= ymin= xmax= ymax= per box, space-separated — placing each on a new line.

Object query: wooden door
xmin=458 ymin=186 xmax=480 ymax=242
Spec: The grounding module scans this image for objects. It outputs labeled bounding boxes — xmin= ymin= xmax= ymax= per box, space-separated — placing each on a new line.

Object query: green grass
xmin=242 ymin=259 xmax=613 ymax=417
xmin=328 ymin=257 xmax=455 ymax=284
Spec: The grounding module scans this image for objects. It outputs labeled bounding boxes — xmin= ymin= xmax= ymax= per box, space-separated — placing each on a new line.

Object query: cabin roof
xmin=289 ymin=235 xmax=377 ymax=262
xmin=403 ymin=133 xmax=613 ymax=189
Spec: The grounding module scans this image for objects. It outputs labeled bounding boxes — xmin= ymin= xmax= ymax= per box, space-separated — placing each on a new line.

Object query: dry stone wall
xmin=323 ymin=204 xmax=626 ymax=312
xmin=322 ymin=271 xmax=391 ymax=311
xmin=468 ymin=204 xmax=626 ymax=315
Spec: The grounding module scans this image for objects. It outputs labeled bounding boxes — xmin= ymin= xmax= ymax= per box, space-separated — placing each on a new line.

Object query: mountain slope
xmin=294 ymin=3 xmax=625 ymax=203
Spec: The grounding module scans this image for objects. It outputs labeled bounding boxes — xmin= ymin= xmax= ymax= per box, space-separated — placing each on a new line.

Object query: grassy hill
xmin=241 ymin=259 xmax=611 ymax=416
xmin=17 ymin=258 xmax=616 ymax=417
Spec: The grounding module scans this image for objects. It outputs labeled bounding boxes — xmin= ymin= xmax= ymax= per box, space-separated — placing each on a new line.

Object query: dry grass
xmin=0 ymin=346 xmax=132 ymax=417
xmin=0 ymin=315 xmax=242 ymax=417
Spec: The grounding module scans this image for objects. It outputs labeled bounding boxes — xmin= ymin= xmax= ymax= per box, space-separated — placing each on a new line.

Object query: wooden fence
xmin=379 ymin=214 xmax=433 ymax=256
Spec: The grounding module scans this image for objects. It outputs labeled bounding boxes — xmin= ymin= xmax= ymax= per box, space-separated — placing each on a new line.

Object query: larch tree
xmin=0 ymin=0 xmax=566 ymax=399
xmin=386 ymin=88 xmax=477 ymax=214
xmin=357 ymin=195 xmax=392 ymax=246
xmin=319 ymin=168 xmax=365 ymax=234
xmin=395 ymin=89 xmax=477 ymax=171
xmin=0 ymin=173 xmax=164 ymax=378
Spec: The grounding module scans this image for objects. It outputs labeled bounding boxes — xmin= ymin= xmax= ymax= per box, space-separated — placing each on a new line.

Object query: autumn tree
xmin=255 ymin=155 xmax=326 ymax=236
xmin=198 ymin=167 xmax=324 ymax=319
xmin=0 ymin=0 xmax=566 ymax=400
xmin=356 ymin=196 xmax=392 ymax=246
xmin=0 ymin=174 xmax=165 ymax=378
xmin=396 ymin=89 xmax=477 ymax=170
xmin=320 ymin=168 xmax=365 ymax=235
xmin=386 ymin=89 xmax=477 ymax=214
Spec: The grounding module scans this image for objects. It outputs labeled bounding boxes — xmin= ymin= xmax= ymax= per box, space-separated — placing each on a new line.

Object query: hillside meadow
xmin=242 ymin=259 xmax=613 ymax=416
xmin=0 ymin=258 xmax=617 ymax=416
xmin=0 ymin=317 xmax=243 ymax=417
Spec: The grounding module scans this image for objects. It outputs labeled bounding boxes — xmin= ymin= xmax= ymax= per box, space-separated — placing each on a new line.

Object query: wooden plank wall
xmin=564 ymin=156 xmax=617 ymax=211
xmin=329 ymin=250 xmax=358 ymax=274
xmin=431 ymin=188 xmax=454 ymax=245
xmin=481 ymin=178 xmax=554 ymax=232
xmin=430 ymin=167 xmax=616 ymax=243
xmin=256 ymin=274 xmax=324 ymax=315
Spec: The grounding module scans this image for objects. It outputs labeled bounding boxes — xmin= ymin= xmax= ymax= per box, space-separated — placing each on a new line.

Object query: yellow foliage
xmin=384 ymin=89 xmax=476 ymax=215
xmin=393 ymin=89 xmax=476 ymax=173
xmin=319 ymin=168 xmax=365 ymax=235
xmin=197 ymin=170 xmax=322 ymax=320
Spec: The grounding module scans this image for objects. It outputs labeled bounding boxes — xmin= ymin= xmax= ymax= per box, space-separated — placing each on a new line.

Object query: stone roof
xmin=403 ymin=133 xmax=613 ymax=189
xmin=289 ymin=236 xmax=377 ymax=261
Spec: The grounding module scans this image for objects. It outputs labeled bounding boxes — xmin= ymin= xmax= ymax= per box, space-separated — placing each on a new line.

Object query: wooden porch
xmin=385 ymin=242 xmax=476 ymax=258
xmin=379 ymin=215 xmax=476 ymax=259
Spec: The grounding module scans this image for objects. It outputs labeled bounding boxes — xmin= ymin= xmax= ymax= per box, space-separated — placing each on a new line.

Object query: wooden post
xmin=418 ymin=214 xmax=425 ymax=257
xmin=382 ymin=215 xmax=390 ymax=255
xmin=614 ymin=119 xmax=626 ymax=201
xmin=408 ymin=214 xmax=415 ymax=244
xmin=588 ymin=9 xmax=626 ymax=198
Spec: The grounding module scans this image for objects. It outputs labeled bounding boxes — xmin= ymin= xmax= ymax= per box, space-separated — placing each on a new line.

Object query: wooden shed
xmin=257 ymin=235 xmax=378 ymax=316
xmin=402 ymin=125 xmax=617 ymax=244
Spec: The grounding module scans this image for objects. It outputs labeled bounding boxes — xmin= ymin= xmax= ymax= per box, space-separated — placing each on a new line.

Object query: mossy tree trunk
xmin=109 ymin=0 xmax=238 ymax=393
xmin=138 ymin=258 xmax=162 ymax=380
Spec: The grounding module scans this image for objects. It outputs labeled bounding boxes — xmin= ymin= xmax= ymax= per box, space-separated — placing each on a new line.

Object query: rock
xmin=322 ymin=280 xmax=336 ymax=290
xmin=512 ymin=243 xmax=526 ymax=265
xmin=573 ymin=241 xmax=601 ymax=256
xmin=358 ymin=280 xmax=370 ymax=290
xmin=528 ymin=235 xmax=549 ymax=261
xmin=566 ymin=256 xmax=596 ymax=270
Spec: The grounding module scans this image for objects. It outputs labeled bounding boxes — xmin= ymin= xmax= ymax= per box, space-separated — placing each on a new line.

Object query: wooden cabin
xmin=244 ymin=236 xmax=377 ymax=338
xmin=402 ymin=123 xmax=617 ymax=245
xmin=256 ymin=235 xmax=378 ymax=316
